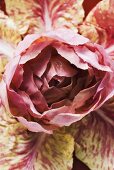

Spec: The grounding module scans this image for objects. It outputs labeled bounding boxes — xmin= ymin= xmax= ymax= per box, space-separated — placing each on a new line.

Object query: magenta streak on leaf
xmin=4 ymin=0 xmax=84 ymax=34
xmin=0 ymin=102 xmax=74 ymax=169
xmin=74 ymin=111 xmax=114 ymax=170
xmin=10 ymin=133 xmax=47 ymax=170
xmin=33 ymin=0 xmax=84 ymax=31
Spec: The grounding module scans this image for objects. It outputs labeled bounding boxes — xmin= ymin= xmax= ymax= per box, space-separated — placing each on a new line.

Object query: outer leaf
xmin=79 ymin=0 xmax=114 ymax=61
xmin=79 ymin=0 xmax=114 ymax=45
xmin=0 ymin=10 xmax=21 ymax=44
xmin=85 ymin=0 xmax=114 ymax=36
xmin=79 ymin=23 xmax=107 ymax=45
xmin=4 ymin=0 xmax=84 ymax=34
xmin=34 ymin=129 xmax=74 ymax=170
xmin=0 ymin=103 xmax=74 ymax=170
xmin=0 ymin=39 xmax=15 ymax=81
xmin=0 ymin=55 xmax=7 ymax=80
xmin=74 ymin=111 xmax=114 ymax=170
xmin=0 ymin=30 xmax=17 ymax=82
xmin=0 ymin=10 xmax=21 ymax=79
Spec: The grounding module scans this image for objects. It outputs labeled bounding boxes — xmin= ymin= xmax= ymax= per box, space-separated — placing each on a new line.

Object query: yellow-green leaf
xmin=0 ymin=104 xmax=74 ymax=170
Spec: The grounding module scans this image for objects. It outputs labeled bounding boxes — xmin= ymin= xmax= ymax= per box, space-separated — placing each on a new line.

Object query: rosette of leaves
xmin=0 ymin=0 xmax=114 ymax=170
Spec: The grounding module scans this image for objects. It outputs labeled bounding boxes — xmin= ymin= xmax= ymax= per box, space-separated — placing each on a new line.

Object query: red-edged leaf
xmin=79 ymin=0 xmax=114 ymax=45
xmin=85 ymin=0 xmax=114 ymax=36
xmin=79 ymin=0 xmax=114 ymax=61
